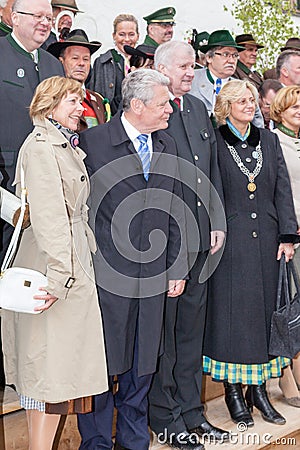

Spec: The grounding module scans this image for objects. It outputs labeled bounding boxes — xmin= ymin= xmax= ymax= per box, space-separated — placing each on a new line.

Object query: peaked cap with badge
xmin=51 ymin=0 xmax=83 ymax=13
xmin=200 ymin=29 xmax=245 ymax=54
xmin=143 ymin=6 xmax=176 ymax=24
xmin=47 ymin=29 xmax=101 ymax=58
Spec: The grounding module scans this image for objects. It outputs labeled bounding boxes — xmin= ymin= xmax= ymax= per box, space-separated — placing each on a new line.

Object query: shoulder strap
xmin=1 ymin=165 xmax=27 ymax=273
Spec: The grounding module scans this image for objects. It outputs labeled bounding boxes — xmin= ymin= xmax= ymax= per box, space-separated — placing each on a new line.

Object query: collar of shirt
xmin=209 ymin=71 xmax=230 ymax=87
xmin=121 ymin=113 xmax=153 ymax=159
xmin=11 ymin=32 xmax=38 ymax=63
xmin=170 ymin=93 xmax=183 ymax=111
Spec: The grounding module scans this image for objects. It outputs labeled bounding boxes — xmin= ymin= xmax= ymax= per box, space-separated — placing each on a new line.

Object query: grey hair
xmin=276 ymin=49 xmax=300 ymax=78
xmin=154 ymin=40 xmax=195 ymax=69
xmin=12 ymin=0 xmax=23 ymax=11
xmin=122 ymin=69 xmax=170 ymax=111
xmin=206 ymin=46 xmax=224 ymax=59
xmin=0 ymin=0 xmax=8 ymax=8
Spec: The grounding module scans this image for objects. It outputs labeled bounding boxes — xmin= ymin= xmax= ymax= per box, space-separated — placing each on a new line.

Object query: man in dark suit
xmin=77 ymin=69 xmax=188 ymax=450
xmin=148 ymin=40 xmax=229 ymax=450
xmin=0 ymin=0 xmax=64 ymax=385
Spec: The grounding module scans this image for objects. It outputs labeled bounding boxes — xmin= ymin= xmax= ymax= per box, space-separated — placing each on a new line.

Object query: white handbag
xmin=0 ymin=166 xmax=46 ymax=314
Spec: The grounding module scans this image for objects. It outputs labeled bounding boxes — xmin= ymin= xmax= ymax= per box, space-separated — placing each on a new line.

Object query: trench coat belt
xmin=69 ymin=214 xmax=97 ymax=254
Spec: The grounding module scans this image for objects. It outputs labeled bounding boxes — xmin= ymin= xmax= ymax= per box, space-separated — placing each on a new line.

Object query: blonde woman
xmin=88 ymin=13 xmax=139 ymax=115
xmin=270 ymin=85 xmax=300 ymax=408
xmin=203 ymin=79 xmax=299 ymax=426
xmin=1 ymin=76 xmax=107 ymax=449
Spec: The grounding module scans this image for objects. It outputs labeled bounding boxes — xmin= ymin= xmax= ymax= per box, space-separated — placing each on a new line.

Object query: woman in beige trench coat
xmin=1 ymin=76 xmax=107 ymax=449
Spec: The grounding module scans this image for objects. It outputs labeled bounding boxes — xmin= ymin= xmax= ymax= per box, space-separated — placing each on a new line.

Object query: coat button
xmin=197 ymin=201 xmax=201 ymax=206
xmin=249 ymin=193 xmax=255 ymax=200
xmin=252 ymin=231 xmax=258 ymax=238
xmin=251 ymin=212 xmax=257 ymax=219
xmin=246 ymin=157 xmax=251 ymax=163
xmin=194 ymin=155 xmax=199 ymax=161
xmin=109 ymin=83 xmax=114 ymax=88
xmin=81 ymin=175 xmax=86 ymax=182
xmin=62 ymin=143 xmax=67 ymax=148
xmin=241 ymin=143 xmax=247 ymax=148
xmin=197 ymin=178 xmax=201 ymax=183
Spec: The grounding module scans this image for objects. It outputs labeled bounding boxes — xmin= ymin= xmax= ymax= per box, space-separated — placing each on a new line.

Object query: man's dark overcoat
xmin=204 ymin=125 xmax=299 ymax=365
xmin=79 ymin=113 xmax=188 ymax=377
xmin=166 ymin=94 xmax=225 ymax=252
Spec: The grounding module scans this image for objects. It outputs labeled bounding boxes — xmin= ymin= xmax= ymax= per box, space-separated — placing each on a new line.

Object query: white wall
xmin=73 ymin=0 xmax=300 ymax=61
xmin=73 ymin=0 xmax=242 ymax=55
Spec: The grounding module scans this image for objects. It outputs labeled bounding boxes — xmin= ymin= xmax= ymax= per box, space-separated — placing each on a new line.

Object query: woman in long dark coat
xmin=203 ymin=79 xmax=299 ymax=427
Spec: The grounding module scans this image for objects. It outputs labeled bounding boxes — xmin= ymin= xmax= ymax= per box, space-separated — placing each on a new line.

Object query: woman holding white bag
xmin=1 ymin=76 xmax=107 ymax=449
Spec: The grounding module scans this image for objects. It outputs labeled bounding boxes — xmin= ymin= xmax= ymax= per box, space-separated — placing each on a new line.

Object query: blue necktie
xmin=215 ymin=78 xmax=222 ymax=95
xmin=137 ymin=134 xmax=151 ymax=181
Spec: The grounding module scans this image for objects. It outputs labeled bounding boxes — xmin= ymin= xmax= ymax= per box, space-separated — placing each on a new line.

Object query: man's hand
xmin=168 ymin=280 xmax=186 ymax=297
xmin=210 ymin=230 xmax=225 ymax=255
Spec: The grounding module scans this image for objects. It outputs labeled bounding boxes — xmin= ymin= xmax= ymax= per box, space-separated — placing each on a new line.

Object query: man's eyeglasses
xmin=16 ymin=11 xmax=53 ymax=23
xmin=214 ymin=52 xmax=239 ymax=60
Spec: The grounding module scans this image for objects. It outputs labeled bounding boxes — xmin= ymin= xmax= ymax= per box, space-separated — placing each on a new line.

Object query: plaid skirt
xmin=203 ymin=355 xmax=290 ymax=385
xmin=19 ymin=395 xmax=45 ymax=412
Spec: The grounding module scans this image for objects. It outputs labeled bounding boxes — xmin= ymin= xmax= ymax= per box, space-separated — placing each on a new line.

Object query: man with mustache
xmin=143 ymin=6 xmax=176 ymax=48
xmin=190 ymin=30 xmax=264 ymax=128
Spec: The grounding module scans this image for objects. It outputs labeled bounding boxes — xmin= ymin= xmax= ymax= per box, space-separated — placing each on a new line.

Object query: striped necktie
xmin=137 ymin=134 xmax=151 ymax=181
xmin=173 ymin=97 xmax=181 ymax=109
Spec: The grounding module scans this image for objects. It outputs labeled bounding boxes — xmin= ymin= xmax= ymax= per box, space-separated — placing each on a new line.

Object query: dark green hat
xmin=200 ymin=29 xmax=245 ymax=54
xmin=194 ymin=31 xmax=210 ymax=52
xmin=143 ymin=7 xmax=176 ymax=24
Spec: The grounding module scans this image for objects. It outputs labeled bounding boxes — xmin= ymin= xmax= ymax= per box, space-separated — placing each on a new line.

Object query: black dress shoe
xmin=114 ymin=442 xmax=129 ymax=450
xmin=166 ymin=431 xmax=204 ymax=450
xmin=224 ymin=381 xmax=254 ymax=427
xmin=245 ymin=383 xmax=286 ymax=425
xmin=189 ymin=420 xmax=230 ymax=442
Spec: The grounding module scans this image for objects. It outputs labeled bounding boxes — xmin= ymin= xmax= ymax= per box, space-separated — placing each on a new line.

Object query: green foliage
xmin=225 ymin=0 xmax=300 ymax=72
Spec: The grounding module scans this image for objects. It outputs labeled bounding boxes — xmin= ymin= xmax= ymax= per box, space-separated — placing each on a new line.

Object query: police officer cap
xmin=143 ymin=7 xmax=176 ymax=24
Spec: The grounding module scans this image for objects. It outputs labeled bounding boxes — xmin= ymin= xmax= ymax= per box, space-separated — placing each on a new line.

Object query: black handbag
xmin=269 ymin=255 xmax=300 ymax=359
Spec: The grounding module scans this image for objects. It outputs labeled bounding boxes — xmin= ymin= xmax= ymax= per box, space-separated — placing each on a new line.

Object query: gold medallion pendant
xmin=247 ymin=182 xmax=256 ymax=192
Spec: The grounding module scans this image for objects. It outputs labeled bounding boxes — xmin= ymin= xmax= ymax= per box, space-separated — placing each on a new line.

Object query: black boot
xmin=224 ymin=382 xmax=254 ymax=427
xmin=245 ymin=383 xmax=286 ymax=425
